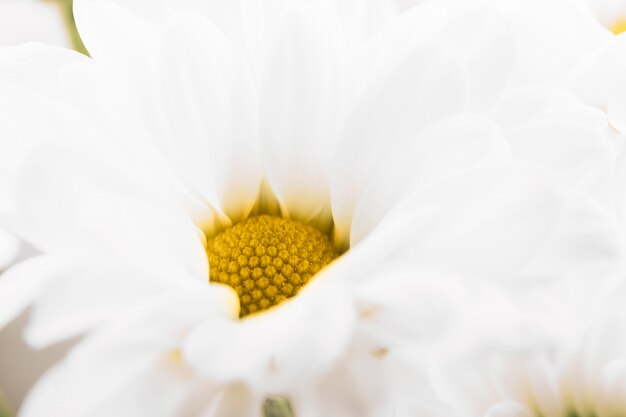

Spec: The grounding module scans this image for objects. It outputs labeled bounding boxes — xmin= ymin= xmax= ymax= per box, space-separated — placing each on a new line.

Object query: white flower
xmin=0 ymin=0 xmax=623 ymax=416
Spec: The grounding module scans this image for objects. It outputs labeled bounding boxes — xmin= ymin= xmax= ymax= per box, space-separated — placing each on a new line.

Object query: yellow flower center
xmin=610 ymin=17 xmax=626 ymax=34
xmin=207 ymin=215 xmax=338 ymax=317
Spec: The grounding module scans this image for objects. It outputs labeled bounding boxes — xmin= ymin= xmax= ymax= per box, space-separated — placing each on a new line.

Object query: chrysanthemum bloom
xmin=0 ymin=0 xmax=623 ymax=416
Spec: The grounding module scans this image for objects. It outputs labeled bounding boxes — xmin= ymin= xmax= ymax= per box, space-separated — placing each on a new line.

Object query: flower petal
xmin=442 ymin=3 xmax=516 ymax=112
xmin=0 ymin=229 xmax=20 ymax=271
xmin=20 ymin=329 xmax=192 ymax=417
xmin=505 ymin=120 xmax=613 ymax=189
xmin=23 ymin=267 xmax=208 ymax=349
xmin=356 ymin=163 xmax=564 ymax=278
xmin=74 ymin=0 xmax=160 ymax=62
xmin=355 ymin=266 xmax=468 ymax=344
xmin=484 ymin=402 xmax=534 ymax=417
xmin=0 ymin=256 xmax=63 ymax=331
xmin=260 ymin=2 xmax=349 ymax=222
xmin=183 ymin=272 xmax=356 ymax=391
xmin=350 ymin=115 xmax=509 ymax=244
xmin=15 ymin=143 xmax=207 ymax=279
xmin=492 ymin=86 xmax=607 ymax=131
xmin=159 ymin=12 xmax=262 ymax=223
xmin=331 ymin=42 xmax=468 ymax=244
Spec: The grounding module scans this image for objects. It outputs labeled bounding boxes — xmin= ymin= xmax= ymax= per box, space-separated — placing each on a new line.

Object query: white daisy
xmin=0 ymin=0 xmax=622 ymax=416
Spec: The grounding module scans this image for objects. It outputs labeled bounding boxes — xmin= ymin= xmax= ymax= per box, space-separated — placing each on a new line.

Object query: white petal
xmin=394 ymin=401 xmax=461 ymax=417
xmin=492 ymin=86 xmax=608 ymax=131
xmin=20 ymin=329 xmax=193 ymax=417
xmin=74 ymin=0 xmax=169 ymax=145
xmin=350 ymin=115 xmax=509 ymax=244
xmin=0 ymin=43 xmax=87 ymax=100
xmin=260 ymin=2 xmax=349 ymax=222
xmin=330 ymin=0 xmax=399 ymax=48
xmin=23 ymin=267 xmax=207 ymax=349
xmin=204 ymin=385 xmax=258 ymax=417
xmin=519 ymin=190 xmax=623 ymax=283
xmin=502 ymin=0 xmax=610 ymax=86
xmin=0 ymin=256 xmax=63 ymax=331
xmin=183 ymin=272 xmax=356 ymax=391
xmin=159 ymin=12 xmax=262 ymax=223
xmin=608 ymin=95 xmax=626 ymax=135
xmin=331 ymin=42 xmax=468 ymax=244
xmin=442 ymin=3 xmax=516 ymax=112
xmin=505 ymin=120 xmax=613 ymax=189
xmin=359 ymin=163 xmax=564 ymax=278
xmin=353 ymin=2 xmax=448 ymax=88
xmin=0 ymin=229 xmax=20 ymax=271
xmin=485 ymin=402 xmax=534 ymax=417
xmin=355 ymin=266 xmax=468 ymax=344
xmin=15 ymin=143 xmax=206 ymax=279
xmin=565 ymin=34 xmax=626 ymax=110
xmin=74 ymin=0 xmax=160 ymax=63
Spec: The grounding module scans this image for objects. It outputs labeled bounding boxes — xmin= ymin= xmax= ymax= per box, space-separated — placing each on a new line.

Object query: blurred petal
xmin=0 ymin=229 xmax=20 ymax=271
xmin=0 ymin=256 xmax=62 ymax=331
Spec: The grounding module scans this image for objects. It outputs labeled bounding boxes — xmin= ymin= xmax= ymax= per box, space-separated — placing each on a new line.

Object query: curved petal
xmin=159 ymin=12 xmax=262 ymax=223
xmin=505 ymin=120 xmax=613 ymax=189
xmin=23 ymin=267 xmax=211 ymax=349
xmin=492 ymin=86 xmax=608 ymax=131
xmin=565 ymin=34 xmax=626 ymax=110
xmin=519 ymin=191 xmax=623 ymax=289
xmin=484 ymin=402 xmax=534 ymax=417
xmin=204 ymin=385 xmax=258 ymax=417
xmin=183 ymin=271 xmax=356 ymax=391
xmin=329 ymin=0 xmax=399 ymax=49
xmin=350 ymin=115 xmax=509 ymax=244
xmin=354 ymin=163 xmax=565 ymax=278
xmin=331 ymin=42 xmax=468 ymax=245
xmin=74 ymin=0 xmax=169 ymax=147
xmin=0 ymin=229 xmax=20 ymax=271
xmin=0 ymin=43 xmax=87 ymax=100
xmin=441 ymin=3 xmax=517 ymax=112
xmin=355 ymin=266 xmax=468 ymax=344
xmin=0 ymin=256 xmax=63 ymax=331
xmin=260 ymin=2 xmax=349 ymax=222
xmin=73 ymin=0 xmax=160 ymax=62
xmin=608 ymin=95 xmax=626 ymax=135
xmin=20 ymin=328 xmax=193 ymax=417
xmin=14 ymin=143 xmax=207 ymax=279
xmin=500 ymin=0 xmax=610 ymax=86
xmin=353 ymin=2 xmax=448 ymax=89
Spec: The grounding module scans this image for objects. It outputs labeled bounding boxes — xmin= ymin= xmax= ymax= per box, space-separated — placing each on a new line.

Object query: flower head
xmin=0 ymin=0 xmax=624 ymax=415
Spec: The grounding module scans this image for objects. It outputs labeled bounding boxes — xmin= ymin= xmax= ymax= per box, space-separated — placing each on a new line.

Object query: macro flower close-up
xmin=1 ymin=0 xmax=626 ymax=416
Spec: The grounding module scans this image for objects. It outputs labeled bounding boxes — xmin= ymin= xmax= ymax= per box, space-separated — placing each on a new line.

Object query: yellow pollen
xmin=610 ymin=17 xmax=626 ymax=35
xmin=207 ymin=215 xmax=338 ymax=318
